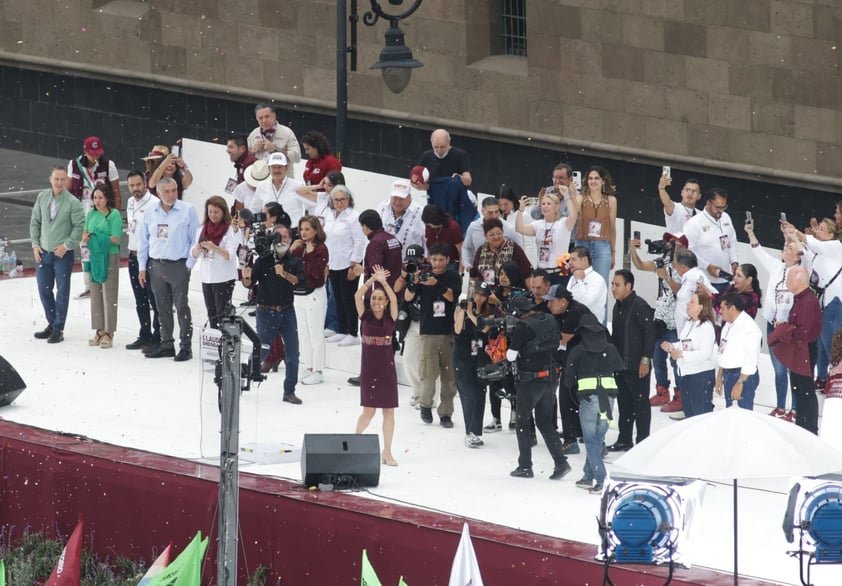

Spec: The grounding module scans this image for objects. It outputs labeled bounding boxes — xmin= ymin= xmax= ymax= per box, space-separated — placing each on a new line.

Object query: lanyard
xmin=271 ymin=178 xmax=287 ymax=203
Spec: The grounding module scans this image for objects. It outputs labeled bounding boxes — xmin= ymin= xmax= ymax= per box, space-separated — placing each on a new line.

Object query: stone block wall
xmin=0 ymin=0 xmax=841 ymax=182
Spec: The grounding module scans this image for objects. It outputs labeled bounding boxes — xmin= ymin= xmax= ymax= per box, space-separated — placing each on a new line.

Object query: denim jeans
xmin=722 ymin=368 xmax=758 ymax=410
xmin=35 ymin=249 xmax=75 ymax=331
xmin=654 ymin=329 xmax=679 ymax=389
xmin=767 ymin=321 xmax=793 ymax=411
xmin=453 ymin=350 xmax=486 ymax=436
xmin=256 ymin=306 xmax=300 ymax=397
xmin=679 ymin=370 xmax=714 ymax=417
xmin=324 ymin=277 xmax=339 ymax=333
xmin=574 ymin=239 xmax=611 ymax=322
xmin=578 ymin=395 xmax=608 ymax=484
xmin=128 ymin=251 xmax=159 ymax=340
xmin=818 ymin=298 xmax=842 ymax=379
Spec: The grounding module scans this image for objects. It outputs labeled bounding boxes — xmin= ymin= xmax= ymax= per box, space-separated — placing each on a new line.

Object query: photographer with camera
xmin=630 ymin=232 xmax=686 ymax=414
xmin=395 ymin=244 xmax=428 ymax=407
xmin=240 ymin=203 xmax=306 ymax=405
xmin=507 ymin=296 xmax=572 ymax=481
xmin=405 ymin=242 xmax=462 ymax=428
xmin=453 ymin=281 xmax=496 ymax=448
xmin=484 ymin=261 xmax=529 ymax=432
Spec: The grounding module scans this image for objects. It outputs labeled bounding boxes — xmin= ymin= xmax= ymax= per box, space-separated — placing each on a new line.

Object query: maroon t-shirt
xmin=364 ymin=229 xmax=403 ymax=287
xmin=303 ymin=154 xmax=342 ymax=187
xmin=425 ymin=216 xmax=463 ymax=264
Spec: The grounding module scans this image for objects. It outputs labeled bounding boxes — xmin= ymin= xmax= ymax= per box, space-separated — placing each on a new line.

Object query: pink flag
xmin=46 ymin=517 xmax=83 ymax=586
xmin=138 ymin=542 xmax=172 ymax=585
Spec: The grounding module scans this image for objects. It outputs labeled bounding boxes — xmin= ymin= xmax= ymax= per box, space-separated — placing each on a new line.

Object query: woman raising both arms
xmin=354 ymin=264 xmax=400 ymax=466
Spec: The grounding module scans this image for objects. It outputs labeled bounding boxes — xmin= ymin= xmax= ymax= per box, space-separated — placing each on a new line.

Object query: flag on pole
xmin=361 ymin=549 xmax=382 ymax=586
xmin=46 ymin=517 xmax=83 ymax=586
xmin=448 ymin=523 xmax=484 ymax=586
xmin=398 ymin=576 xmax=409 ymax=586
xmin=146 ymin=532 xmax=209 ymax=586
xmin=0 ymin=558 xmax=6 ymax=586
xmin=138 ymin=542 xmax=172 ymax=585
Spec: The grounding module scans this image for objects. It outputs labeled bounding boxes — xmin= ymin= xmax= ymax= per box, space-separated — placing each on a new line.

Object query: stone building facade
xmin=0 ymin=0 xmax=840 ymax=189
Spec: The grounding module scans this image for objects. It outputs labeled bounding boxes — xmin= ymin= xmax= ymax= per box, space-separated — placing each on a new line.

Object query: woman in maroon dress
xmin=354 ymin=264 xmax=399 ymax=466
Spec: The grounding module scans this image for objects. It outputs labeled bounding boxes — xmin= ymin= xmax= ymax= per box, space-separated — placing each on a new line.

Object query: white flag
xmin=448 ymin=523 xmax=484 ymax=586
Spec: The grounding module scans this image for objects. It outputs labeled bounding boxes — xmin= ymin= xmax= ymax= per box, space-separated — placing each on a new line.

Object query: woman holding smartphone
xmin=515 ymin=190 xmax=578 ymax=283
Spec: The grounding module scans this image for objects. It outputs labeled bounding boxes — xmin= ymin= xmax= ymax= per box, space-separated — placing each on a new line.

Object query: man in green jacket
xmin=30 ymin=167 xmax=85 ymax=344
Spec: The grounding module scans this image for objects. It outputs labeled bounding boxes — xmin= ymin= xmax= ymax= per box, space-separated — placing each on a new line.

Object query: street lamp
xmin=336 ymin=0 xmax=424 ymax=160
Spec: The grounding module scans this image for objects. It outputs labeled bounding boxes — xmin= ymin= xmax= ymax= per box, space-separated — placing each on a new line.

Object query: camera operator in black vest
xmin=507 ymin=296 xmax=572 ymax=480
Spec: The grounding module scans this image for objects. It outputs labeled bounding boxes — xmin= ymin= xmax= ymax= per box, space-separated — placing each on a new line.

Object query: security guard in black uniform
xmin=507 ymin=296 xmax=572 ymax=480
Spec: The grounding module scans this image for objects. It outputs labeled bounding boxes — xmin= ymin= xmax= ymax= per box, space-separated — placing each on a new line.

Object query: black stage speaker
xmin=301 ymin=434 xmax=380 ymax=488
xmin=0 ymin=355 xmax=26 ymax=407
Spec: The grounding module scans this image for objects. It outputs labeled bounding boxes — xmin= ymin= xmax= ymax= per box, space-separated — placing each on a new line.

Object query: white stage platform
xmin=1 ymin=269 xmax=840 ymax=585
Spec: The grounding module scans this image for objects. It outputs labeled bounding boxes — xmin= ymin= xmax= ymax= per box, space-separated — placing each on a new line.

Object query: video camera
xmin=475 ymin=305 xmax=519 ymax=389
xmin=238 ymin=209 xmax=290 ymax=262
xmin=644 ymin=238 xmax=676 ymax=269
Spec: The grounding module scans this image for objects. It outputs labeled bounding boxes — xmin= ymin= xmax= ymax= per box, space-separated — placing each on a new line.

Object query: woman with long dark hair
xmin=301 ymin=131 xmax=342 ymax=188
xmin=191 ymin=195 xmax=241 ymax=329
xmin=354 ymin=265 xmax=400 ymax=466
xmin=290 ymin=215 xmax=330 ymax=385
xmin=574 ymin=165 xmax=617 ymax=285
xmin=82 ymin=183 xmax=122 ymax=348
xmin=453 ymin=282 xmax=495 ymax=448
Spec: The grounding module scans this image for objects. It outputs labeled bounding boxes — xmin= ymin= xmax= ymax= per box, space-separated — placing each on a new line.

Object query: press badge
xmin=433 ymin=300 xmax=445 ymax=317
xmin=482 ymin=268 xmax=495 ymax=284
xmin=539 ymin=247 xmax=551 ymax=263
xmin=680 ymin=339 xmax=694 ymax=351
xmin=157 ymin=224 xmax=169 ymax=239
xmin=588 ymin=220 xmax=602 ymax=238
xmin=224 ymin=178 xmax=237 ymax=194
xmin=775 ymin=289 xmax=792 ymax=305
xmin=719 ymin=234 xmax=730 ymax=250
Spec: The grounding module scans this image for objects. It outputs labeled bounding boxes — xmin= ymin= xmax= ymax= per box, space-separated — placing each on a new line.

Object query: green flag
xmin=0 ymin=558 xmax=5 ymax=586
xmin=398 ymin=576 xmax=409 ymax=586
xmin=361 ymin=550 xmax=382 ymax=586
xmin=146 ymin=532 xmax=209 ymax=586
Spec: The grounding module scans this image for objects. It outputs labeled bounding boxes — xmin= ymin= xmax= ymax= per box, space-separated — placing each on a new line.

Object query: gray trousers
xmin=148 ymin=259 xmax=192 ymax=350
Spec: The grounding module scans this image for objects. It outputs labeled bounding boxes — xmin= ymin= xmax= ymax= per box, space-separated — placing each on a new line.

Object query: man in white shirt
xmin=659 ymin=174 xmax=702 ymax=234
xmin=253 ymin=153 xmax=308 ymax=225
xmin=376 ymin=179 xmax=426 ymax=252
xmin=461 ymin=197 xmax=522 ymax=272
xmin=715 ymin=293 xmax=762 ymax=410
xmin=233 ymin=160 xmax=270 ymax=214
xmin=682 ymin=188 xmax=738 ymax=292
xmin=566 ymin=246 xmax=608 ymax=324
xmin=247 ymin=103 xmax=302 ymax=175
xmin=673 ymin=249 xmax=716 ymax=333
xmin=124 ymin=171 xmax=160 ymax=350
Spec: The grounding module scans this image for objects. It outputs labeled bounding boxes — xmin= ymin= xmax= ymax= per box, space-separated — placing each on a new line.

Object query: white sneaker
xmin=338 ymin=335 xmax=360 ymax=347
xmin=464 ymin=433 xmax=484 ymax=448
xmin=323 ymin=329 xmax=336 ymax=338
xmin=301 ymin=371 xmax=323 ymax=385
xmin=326 ymin=333 xmax=347 ymax=343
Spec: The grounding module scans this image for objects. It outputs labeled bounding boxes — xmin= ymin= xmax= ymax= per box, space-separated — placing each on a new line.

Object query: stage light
xmin=598 ymin=475 xmax=705 ymax=572
xmin=783 ymin=473 xmax=842 ymax=585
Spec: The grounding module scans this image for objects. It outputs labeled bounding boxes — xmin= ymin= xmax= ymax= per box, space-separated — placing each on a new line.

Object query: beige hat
xmin=141 ymin=145 xmax=170 ymax=161
xmin=244 ymin=160 xmax=270 ymax=188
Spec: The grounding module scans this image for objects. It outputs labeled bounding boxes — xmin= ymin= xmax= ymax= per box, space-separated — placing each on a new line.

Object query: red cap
xmin=410 ymin=165 xmax=429 ymax=184
xmin=84 ymin=136 xmax=104 ymax=157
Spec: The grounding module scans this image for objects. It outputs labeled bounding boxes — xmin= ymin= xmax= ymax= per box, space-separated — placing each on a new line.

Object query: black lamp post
xmin=336 ymin=0 xmax=423 ymax=161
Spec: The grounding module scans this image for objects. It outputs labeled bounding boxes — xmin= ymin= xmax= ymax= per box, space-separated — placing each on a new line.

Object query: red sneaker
xmin=783 ymin=410 xmax=797 ymax=423
xmin=650 ymin=384 xmax=670 ymax=406
xmin=660 ymin=389 xmax=683 ymax=413
xmin=769 ymin=408 xmax=786 ymax=418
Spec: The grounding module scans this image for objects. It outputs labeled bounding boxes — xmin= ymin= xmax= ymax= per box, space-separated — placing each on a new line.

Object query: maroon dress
xmin=359 ymin=309 xmax=398 ymax=408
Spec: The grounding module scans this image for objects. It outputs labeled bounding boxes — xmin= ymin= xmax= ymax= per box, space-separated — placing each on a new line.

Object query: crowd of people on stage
xmin=27 ymin=103 xmax=842 ymax=483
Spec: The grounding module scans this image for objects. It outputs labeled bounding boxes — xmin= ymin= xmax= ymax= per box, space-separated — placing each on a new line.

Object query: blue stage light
xmin=784 ymin=473 xmax=842 ymax=584
xmin=598 ymin=475 xmax=705 ymax=570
